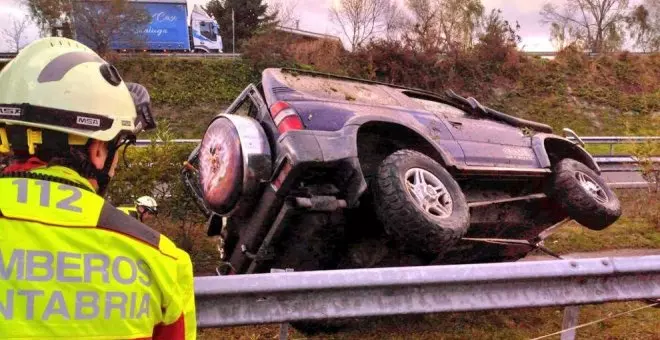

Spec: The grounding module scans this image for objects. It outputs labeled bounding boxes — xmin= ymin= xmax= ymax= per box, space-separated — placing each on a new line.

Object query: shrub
xmin=107 ymin=126 xmax=216 ymax=273
xmin=242 ymin=30 xmax=346 ymax=73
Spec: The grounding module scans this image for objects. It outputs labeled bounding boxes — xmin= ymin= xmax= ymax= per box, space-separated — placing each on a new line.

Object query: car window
xmin=231 ymin=97 xmax=259 ymax=118
xmin=409 ymin=97 xmax=466 ymax=119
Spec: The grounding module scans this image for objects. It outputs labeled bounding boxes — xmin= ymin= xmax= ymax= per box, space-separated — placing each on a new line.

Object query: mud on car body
xmin=182 ymin=68 xmax=621 ymax=276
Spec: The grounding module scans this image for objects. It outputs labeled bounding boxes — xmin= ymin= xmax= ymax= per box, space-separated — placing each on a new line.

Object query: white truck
xmin=76 ymin=0 xmax=223 ymax=53
xmin=189 ymin=4 xmax=223 ymax=53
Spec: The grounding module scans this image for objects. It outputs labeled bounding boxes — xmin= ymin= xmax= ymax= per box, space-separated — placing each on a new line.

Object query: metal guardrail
xmin=570 ymin=136 xmax=660 ymax=143
xmin=194 ymin=255 xmax=660 ymax=327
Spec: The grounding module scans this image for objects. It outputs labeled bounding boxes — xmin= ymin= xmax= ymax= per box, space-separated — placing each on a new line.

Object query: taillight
xmin=270 ymin=101 xmax=304 ymax=134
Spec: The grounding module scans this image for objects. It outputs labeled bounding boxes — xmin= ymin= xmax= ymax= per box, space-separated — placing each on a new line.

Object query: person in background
xmin=0 ymin=37 xmax=196 ymax=340
xmin=119 ymin=195 xmax=159 ymax=222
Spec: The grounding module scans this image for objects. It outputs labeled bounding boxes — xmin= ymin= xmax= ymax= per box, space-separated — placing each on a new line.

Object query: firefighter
xmin=0 ymin=38 xmax=196 ymax=339
xmin=119 ymin=196 xmax=159 ymax=222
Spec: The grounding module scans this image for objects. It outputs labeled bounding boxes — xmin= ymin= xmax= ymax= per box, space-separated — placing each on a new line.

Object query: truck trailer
xmin=75 ymin=0 xmax=222 ymax=53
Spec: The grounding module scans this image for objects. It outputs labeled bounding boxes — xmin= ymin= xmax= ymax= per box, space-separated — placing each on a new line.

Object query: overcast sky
xmin=0 ymin=0 xmax=558 ymax=52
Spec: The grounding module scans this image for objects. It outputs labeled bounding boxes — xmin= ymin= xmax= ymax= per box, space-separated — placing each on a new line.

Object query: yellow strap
xmin=0 ymin=127 xmax=87 ymax=155
xmin=26 ymin=128 xmax=42 ymax=154
xmin=0 ymin=127 xmax=9 ymax=153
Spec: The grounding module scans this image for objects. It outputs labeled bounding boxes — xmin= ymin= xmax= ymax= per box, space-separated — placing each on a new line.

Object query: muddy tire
xmin=551 ymin=158 xmax=621 ymax=230
xmin=372 ymin=149 xmax=469 ymax=255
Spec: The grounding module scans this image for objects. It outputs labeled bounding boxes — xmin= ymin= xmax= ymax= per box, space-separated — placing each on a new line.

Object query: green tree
xmin=403 ymin=0 xmax=484 ymax=53
xmin=25 ymin=0 xmax=150 ymax=54
xmin=24 ymin=0 xmax=74 ymax=37
xmin=205 ymin=0 xmax=277 ymax=52
xmin=72 ymin=0 xmax=150 ymax=55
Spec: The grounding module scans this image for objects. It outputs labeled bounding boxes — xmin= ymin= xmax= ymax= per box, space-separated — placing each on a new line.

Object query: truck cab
xmin=190 ymin=5 xmax=223 ymax=53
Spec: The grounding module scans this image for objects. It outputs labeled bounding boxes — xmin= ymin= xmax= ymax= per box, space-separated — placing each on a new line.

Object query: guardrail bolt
xmin=570 ymin=261 xmax=578 ymax=268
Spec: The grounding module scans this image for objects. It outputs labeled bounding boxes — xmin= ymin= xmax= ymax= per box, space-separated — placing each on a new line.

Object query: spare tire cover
xmin=199 ymin=117 xmax=243 ymax=215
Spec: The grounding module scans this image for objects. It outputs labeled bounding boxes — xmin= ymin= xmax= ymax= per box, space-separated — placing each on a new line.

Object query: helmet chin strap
xmin=94 ymin=138 xmax=121 ymax=196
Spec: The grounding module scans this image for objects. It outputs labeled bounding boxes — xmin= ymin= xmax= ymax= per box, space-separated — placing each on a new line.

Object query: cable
xmin=529 ymin=302 xmax=659 ymax=340
xmin=461 ymin=237 xmax=564 ymax=259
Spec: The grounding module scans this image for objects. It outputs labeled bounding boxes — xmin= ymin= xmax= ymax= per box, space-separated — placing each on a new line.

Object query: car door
xmin=442 ymin=114 xmax=539 ymax=168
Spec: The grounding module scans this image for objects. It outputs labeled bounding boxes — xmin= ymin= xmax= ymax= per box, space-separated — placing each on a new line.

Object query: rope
xmin=529 ymin=302 xmax=659 ymax=340
xmin=461 ymin=237 xmax=564 ymax=259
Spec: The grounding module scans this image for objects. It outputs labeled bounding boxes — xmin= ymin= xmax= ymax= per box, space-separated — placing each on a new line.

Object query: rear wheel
xmin=372 ymin=149 xmax=469 ymax=256
xmin=551 ymin=158 xmax=621 ymax=230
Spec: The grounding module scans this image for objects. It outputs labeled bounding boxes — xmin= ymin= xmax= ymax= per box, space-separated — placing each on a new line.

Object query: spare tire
xmin=372 ymin=149 xmax=469 ymax=256
xmin=551 ymin=158 xmax=621 ymax=230
xmin=198 ymin=115 xmax=271 ymax=215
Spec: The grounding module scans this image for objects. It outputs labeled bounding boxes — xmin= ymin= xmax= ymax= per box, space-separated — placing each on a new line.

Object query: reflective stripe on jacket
xmin=0 ymin=166 xmax=196 ymax=340
xmin=118 ymin=206 xmax=140 ymax=220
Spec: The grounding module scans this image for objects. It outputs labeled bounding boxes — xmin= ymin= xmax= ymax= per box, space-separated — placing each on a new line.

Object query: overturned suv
xmin=182 ymin=68 xmax=621 ymax=276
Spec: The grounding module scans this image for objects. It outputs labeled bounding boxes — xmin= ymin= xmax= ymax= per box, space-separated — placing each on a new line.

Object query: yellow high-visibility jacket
xmin=0 ymin=165 xmax=196 ymax=340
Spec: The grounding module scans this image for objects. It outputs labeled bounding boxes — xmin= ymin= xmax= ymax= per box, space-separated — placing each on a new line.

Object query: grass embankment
xmin=484 ymin=53 xmax=660 ymax=137
xmin=114 ymin=58 xmax=259 ymax=138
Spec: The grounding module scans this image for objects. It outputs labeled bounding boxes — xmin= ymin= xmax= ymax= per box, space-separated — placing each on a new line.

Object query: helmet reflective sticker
xmin=37 ymin=51 xmax=104 ymax=83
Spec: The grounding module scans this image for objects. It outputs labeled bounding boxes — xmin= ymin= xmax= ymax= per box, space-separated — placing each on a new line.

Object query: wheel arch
xmin=352 ymin=120 xmax=452 ymax=178
xmin=534 ymin=135 xmax=600 ymax=173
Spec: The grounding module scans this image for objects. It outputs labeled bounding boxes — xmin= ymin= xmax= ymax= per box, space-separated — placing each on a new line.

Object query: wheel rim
xmin=404 ymin=168 xmax=453 ymax=219
xmin=575 ymin=171 xmax=609 ymax=204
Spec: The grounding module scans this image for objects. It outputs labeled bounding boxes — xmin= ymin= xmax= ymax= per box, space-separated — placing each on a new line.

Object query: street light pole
xmin=232 ymin=8 xmax=235 ymax=54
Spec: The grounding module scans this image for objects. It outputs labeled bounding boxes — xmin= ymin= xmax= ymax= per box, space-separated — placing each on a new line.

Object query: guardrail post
xmin=271 ymin=268 xmax=295 ymax=340
xmin=560 ymin=305 xmax=580 ymax=340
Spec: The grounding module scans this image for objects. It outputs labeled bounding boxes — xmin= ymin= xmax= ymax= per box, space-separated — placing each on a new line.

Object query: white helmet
xmin=135 ymin=196 xmax=158 ymax=214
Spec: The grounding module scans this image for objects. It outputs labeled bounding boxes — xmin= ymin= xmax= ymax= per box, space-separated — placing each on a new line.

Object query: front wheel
xmin=551 ymin=158 xmax=621 ymax=230
xmin=372 ymin=149 xmax=469 ymax=256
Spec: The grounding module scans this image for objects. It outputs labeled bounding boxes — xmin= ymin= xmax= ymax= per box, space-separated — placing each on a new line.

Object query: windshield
xmin=199 ymin=21 xmax=217 ymax=41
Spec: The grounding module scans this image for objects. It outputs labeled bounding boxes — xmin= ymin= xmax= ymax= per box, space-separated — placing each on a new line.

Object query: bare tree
xmin=541 ymin=0 xmax=630 ymax=53
xmin=330 ymin=0 xmax=393 ymax=50
xmin=437 ymin=0 xmax=484 ymax=50
xmin=72 ymin=0 xmax=150 ymax=55
xmin=2 ymin=16 xmax=31 ymax=52
xmin=404 ymin=0 xmax=442 ymax=52
xmin=403 ymin=0 xmax=484 ymax=52
xmin=382 ymin=1 xmax=408 ymax=41
xmin=269 ymin=0 xmax=301 ymax=28
xmin=627 ymin=0 xmax=660 ymax=52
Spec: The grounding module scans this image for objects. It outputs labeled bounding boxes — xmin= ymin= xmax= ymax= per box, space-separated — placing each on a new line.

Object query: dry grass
xmin=545 ymin=190 xmax=660 ymax=254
